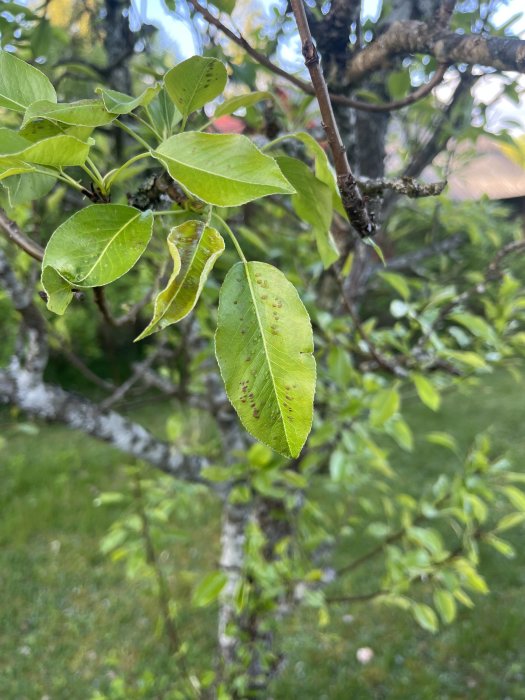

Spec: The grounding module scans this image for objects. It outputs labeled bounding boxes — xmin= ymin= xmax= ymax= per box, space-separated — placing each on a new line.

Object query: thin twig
xmin=289 ymin=0 xmax=375 ymax=238
xmin=188 ymin=0 xmax=447 ymax=114
xmin=0 ymin=209 xmax=44 ymax=262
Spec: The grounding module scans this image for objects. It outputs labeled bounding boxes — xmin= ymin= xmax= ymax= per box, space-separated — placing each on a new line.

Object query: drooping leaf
xmin=1 ymin=170 xmax=56 ymax=206
xmin=96 ymin=85 xmax=160 ymax=115
xmin=412 ymin=373 xmax=441 ymax=411
xmin=369 ymin=387 xmax=400 ymax=427
xmin=215 ymin=261 xmax=315 ymax=458
xmin=164 ymin=56 xmax=227 ymax=122
xmin=214 ymin=91 xmax=272 ymax=119
xmin=42 ymin=205 xmax=153 ymax=289
xmin=412 ymin=602 xmax=439 ymax=633
xmin=41 ymin=266 xmax=74 ymax=315
xmin=0 ymin=128 xmax=92 ymax=168
xmin=0 ymin=50 xmax=56 ymax=113
xmin=276 ymin=155 xmax=339 ymax=268
xmin=433 ymin=589 xmax=456 ymax=624
xmin=136 ymin=220 xmax=225 ymax=340
xmin=153 ymin=132 xmax=295 ymax=206
xmin=23 ymin=99 xmax=117 ymax=127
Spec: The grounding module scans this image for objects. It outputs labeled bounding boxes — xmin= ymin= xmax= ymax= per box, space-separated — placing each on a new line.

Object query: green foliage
xmin=215 ymin=261 xmax=316 ymax=457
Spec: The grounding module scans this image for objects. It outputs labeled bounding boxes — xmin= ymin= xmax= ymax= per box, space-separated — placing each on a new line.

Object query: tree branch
xmin=290 ymin=0 xmax=375 ymax=238
xmin=346 ymin=20 xmax=525 ymax=84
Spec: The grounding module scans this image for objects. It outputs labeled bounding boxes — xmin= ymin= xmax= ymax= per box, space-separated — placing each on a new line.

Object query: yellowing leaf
xmin=136 ymin=220 xmax=225 ymax=340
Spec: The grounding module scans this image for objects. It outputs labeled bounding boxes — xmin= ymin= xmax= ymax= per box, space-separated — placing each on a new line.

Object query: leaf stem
xmin=114 ymin=119 xmax=153 ymax=150
xmin=104 ymin=151 xmax=151 ymax=189
xmin=212 ymin=214 xmax=247 ymax=263
xmin=131 ymin=112 xmax=163 ymax=141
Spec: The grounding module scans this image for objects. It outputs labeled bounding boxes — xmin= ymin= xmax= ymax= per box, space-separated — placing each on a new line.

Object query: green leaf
xmin=215 ymin=261 xmax=315 ymax=458
xmin=484 ymin=534 xmax=515 ymax=558
xmin=0 ymin=128 xmax=92 ymax=168
xmin=214 ymin=91 xmax=272 ymax=118
xmin=1 ymin=170 xmax=56 ymax=206
xmin=23 ymin=99 xmax=117 ymax=127
xmin=276 ymin=155 xmax=339 ymax=268
xmin=192 ymin=571 xmax=228 ymax=607
xmin=19 ymin=120 xmax=93 ymax=143
xmin=42 ymin=205 xmax=153 ymax=289
xmin=385 ymin=415 xmax=413 ymax=452
xmin=164 ymin=56 xmax=227 ymax=121
xmin=501 ymin=485 xmax=525 ymax=511
xmin=148 ymin=88 xmax=182 ymax=139
xmin=0 ymin=50 xmax=56 ymax=113
xmin=153 ymin=132 xmax=295 ymax=206
xmin=495 ymin=512 xmax=525 ymax=533
xmin=369 ymin=388 xmax=400 ymax=427
xmin=433 ymin=589 xmax=457 ymax=624
xmin=412 ymin=373 xmax=441 ymax=411
xmin=136 ymin=220 xmax=225 ymax=340
xmin=96 ymin=85 xmax=161 ymax=115
xmin=425 ymin=431 xmax=458 ymax=453
xmin=212 ymin=0 xmax=236 ymax=12
xmin=412 ymin=602 xmax=439 ymax=633
xmin=379 ymin=271 xmax=410 ymax=300
xmin=41 ymin=266 xmax=74 ymax=315
xmin=287 ymin=131 xmax=344 ymax=216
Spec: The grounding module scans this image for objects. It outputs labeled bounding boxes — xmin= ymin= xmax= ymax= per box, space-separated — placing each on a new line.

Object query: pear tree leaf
xmin=276 ymin=155 xmax=339 ymax=268
xmin=0 ymin=128 xmax=92 ymax=168
xmin=136 ymin=220 xmax=225 ymax=340
xmin=215 ymin=261 xmax=315 ymax=458
xmin=19 ymin=120 xmax=94 ymax=143
xmin=164 ymin=56 xmax=227 ymax=121
xmin=433 ymin=590 xmax=456 ymax=624
xmin=214 ymin=91 xmax=272 ymax=119
xmin=192 ymin=571 xmax=228 ymax=607
xmin=96 ymin=84 xmax=161 ymax=115
xmin=42 ymin=204 xmax=153 ymax=289
xmin=0 ymin=50 xmax=56 ymax=113
xmin=153 ymin=132 xmax=295 ymax=206
xmin=412 ymin=373 xmax=441 ymax=411
xmin=1 ymin=170 xmax=56 ymax=206
xmin=23 ymin=99 xmax=117 ymax=127
xmin=41 ymin=266 xmax=74 ymax=315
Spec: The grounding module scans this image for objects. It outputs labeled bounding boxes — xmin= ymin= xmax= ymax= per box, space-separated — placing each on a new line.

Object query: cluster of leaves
xmin=0 ymin=49 xmax=356 ymax=458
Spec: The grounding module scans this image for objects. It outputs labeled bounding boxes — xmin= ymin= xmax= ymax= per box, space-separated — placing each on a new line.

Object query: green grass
xmin=0 ymin=371 xmax=524 ymax=698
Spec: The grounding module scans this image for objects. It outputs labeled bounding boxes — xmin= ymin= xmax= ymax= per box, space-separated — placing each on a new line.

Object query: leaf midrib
xmin=244 ymin=263 xmax=291 ymax=452
xmin=78 ymin=211 xmax=142 ymax=284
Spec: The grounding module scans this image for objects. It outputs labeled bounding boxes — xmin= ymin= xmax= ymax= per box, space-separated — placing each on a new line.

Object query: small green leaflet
xmin=96 ymin=85 xmax=160 ymax=115
xmin=276 ymin=155 xmax=339 ymax=268
xmin=412 ymin=373 xmax=441 ymax=411
xmin=215 ymin=261 xmax=315 ymax=458
xmin=41 ymin=266 xmax=74 ymax=315
xmin=0 ymin=50 xmax=57 ymax=113
xmin=192 ymin=571 xmax=228 ymax=607
xmin=214 ymin=91 xmax=272 ymax=119
xmin=136 ymin=220 xmax=225 ymax=341
xmin=0 ymin=128 xmax=92 ymax=168
xmin=153 ymin=132 xmax=295 ymax=206
xmin=164 ymin=56 xmax=227 ymax=122
xmin=42 ymin=205 xmax=153 ymax=295
xmin=23 ymin=99 xmax=117 ymax=127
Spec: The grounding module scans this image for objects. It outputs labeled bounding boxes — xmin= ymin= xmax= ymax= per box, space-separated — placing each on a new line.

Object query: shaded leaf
xmin=0 ymin=128 xmax=92 ymax=168
xmin=215 ymin=261 xmax=315 ymax=458
xmin=276 ymin=155 xmax=339 ymax=268
xmin=136 ymin=220 xmax=224 ymax=340
xmin=153 ymin=132 xmax=295 ymax=206
xmin=214 ymin=91 xmax=272 ymax=118
xmin=412 ymin=602 xmax=439 ymax=633
xmin=96 ymin=84 xmax=160 ymax=115
xmin=433 ymin=589 xmax=456 ymax=624
xmin=41 ymin=266 xmax=74 ymax=315
xmin=23 ymin=99 xmax=116 ymax=127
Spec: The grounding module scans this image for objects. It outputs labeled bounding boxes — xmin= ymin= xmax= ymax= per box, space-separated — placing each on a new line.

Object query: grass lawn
xmin=0 ymin=370 xmax=524 ymax=699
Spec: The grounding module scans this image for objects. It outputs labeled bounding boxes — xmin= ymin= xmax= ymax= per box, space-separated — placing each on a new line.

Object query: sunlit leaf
xmin=215 ymin=261 xmax=315 ymax=458
xmin=164 ymin=56 xmax=227 ymax=121
xmin=153 ymin=132 xmax=295 ymax=206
